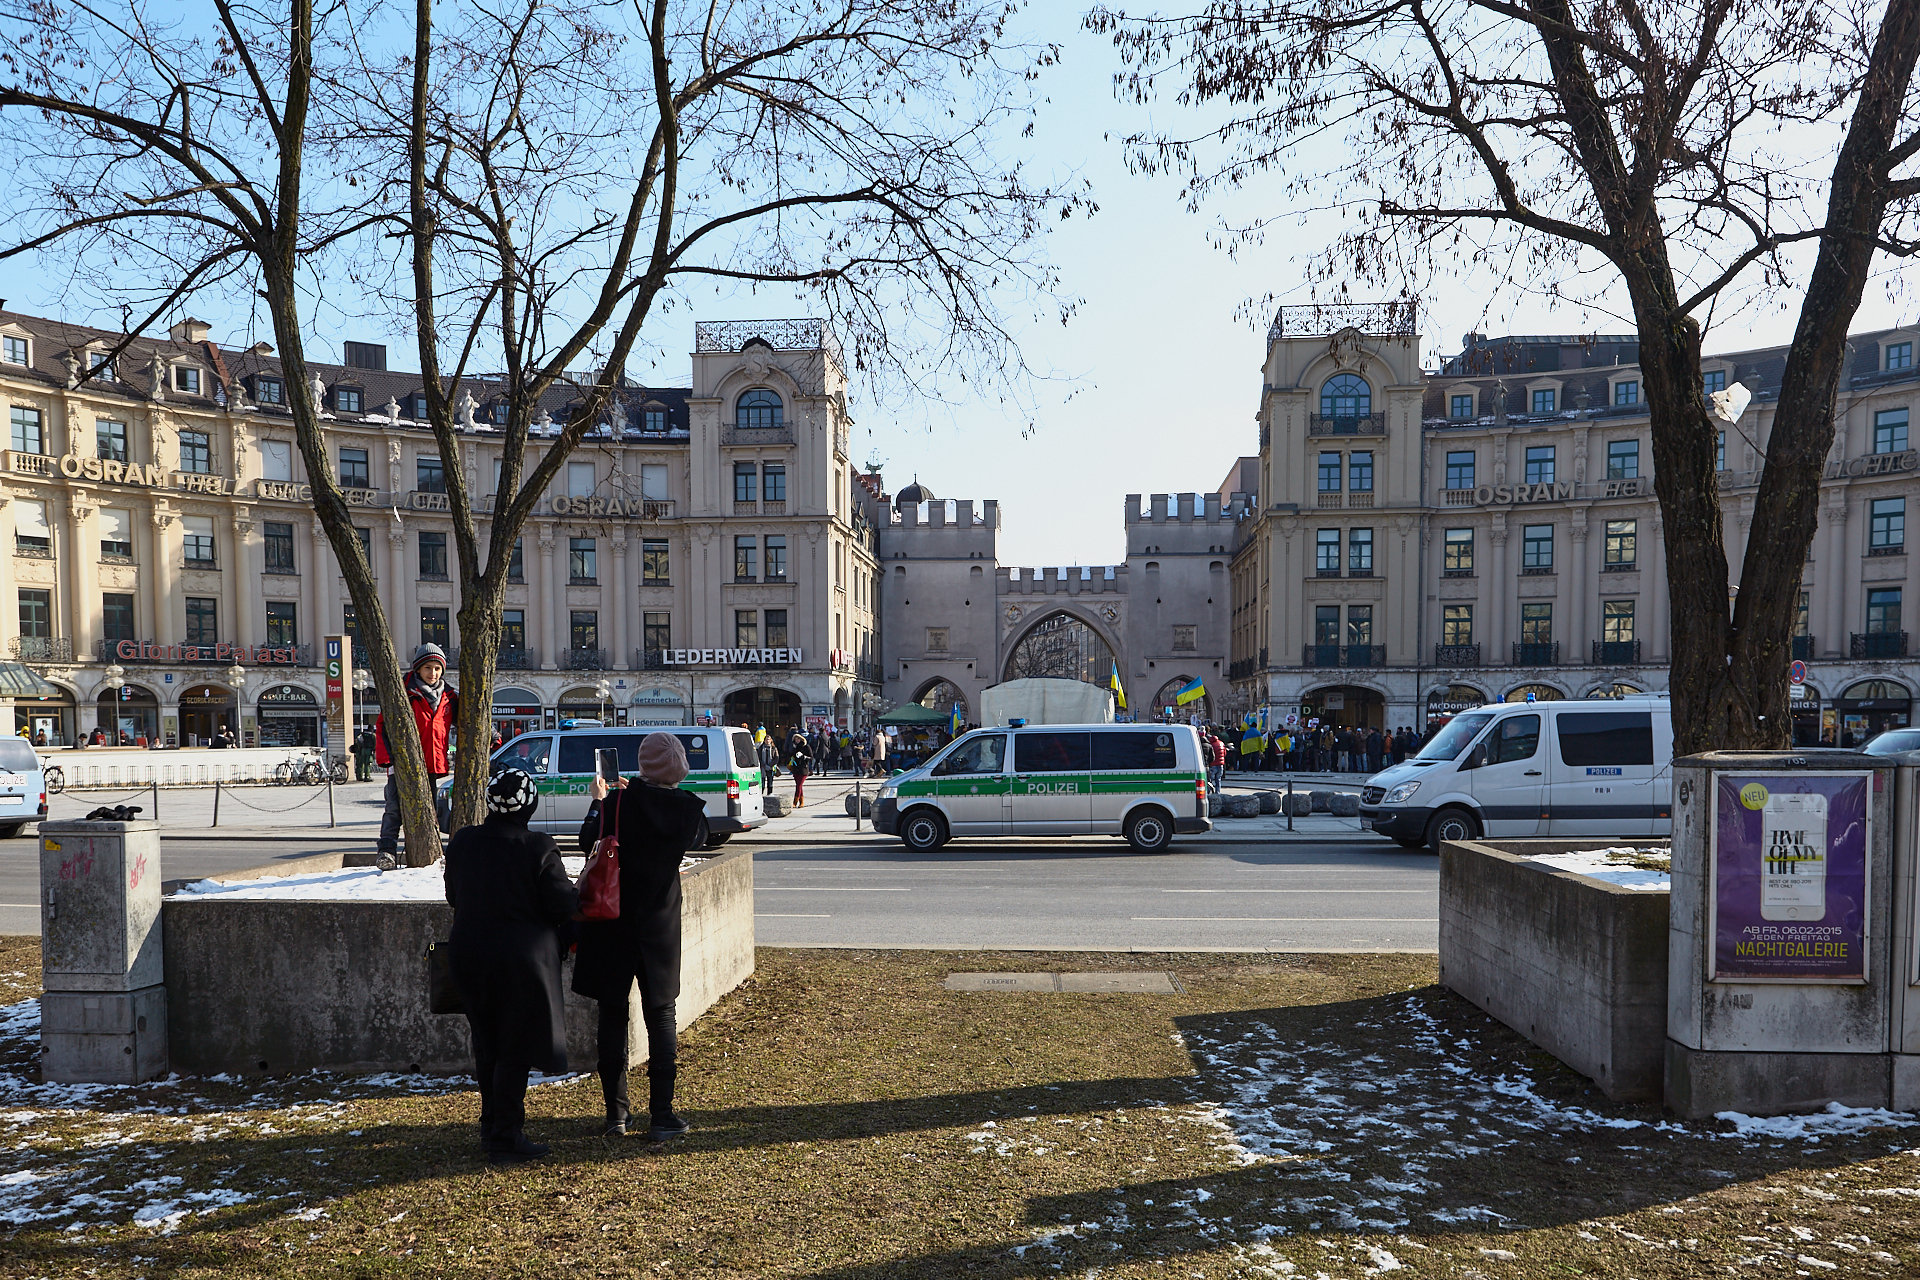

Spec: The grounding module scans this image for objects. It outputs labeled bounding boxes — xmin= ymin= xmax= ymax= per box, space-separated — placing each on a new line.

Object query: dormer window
xmin=1890 ymin=341 xmax=1914 ymax=371
xmin=1613 ymin=379 xmax=1640 ymax=406
xmin=174 ymin=366 xmax=201 ymax=394
xmin=1531 ymin=388 xmax=1555 ymax=414
xmin=89 ymin=351 xmax=115 ymax=381
xmin=643 ymin=408 xmax=666 ymax=432
xmin=335 ymin=386 xmax=363 ymax=413
xmin=1703 ymin=369 xmax=1727 ymax=394
xmin=492 ymin=401 xmax=509 ymax=425
xmin=2 ymin=336 xmax=28 ymax=366
xmin=737 ymin=388 xmax=783 ymax=430
xmin=255 ymin=375 xmax=284 ymax=405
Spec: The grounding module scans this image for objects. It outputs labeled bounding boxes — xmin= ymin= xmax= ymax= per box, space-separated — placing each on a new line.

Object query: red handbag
xmin=577 ymin=788 xmax=621 ymax=920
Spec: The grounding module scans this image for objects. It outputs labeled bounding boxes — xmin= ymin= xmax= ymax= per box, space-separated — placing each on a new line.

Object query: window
xmin=1348 ymin=526 xmax=1374 ymax=574
xmin=17 ymin=589 xmax=49 ymax=639
xmin=1604 ymin=519 xmax=1636 ymax=569
xmin=1316 ymin=528 xmax=1340 ymax=574
xmin=1524 ymin=446 xmax=1555 ymax=486
xmin=9 ymin=406 xmax=41 ymax=453
xmin=1614 ymin=380 xmax=1639 ymax=406
xmin=89 ymin=351 xmax=115 ymax=381
xmin=766 ymin=609 xmax=789 ymax=647
xmin=1795 ymin=591 xmax=1811 ymax=639
xmin=174 ymin=366 xmax=200 ymax=394
xmin=567 ymin=461 xmax=594 ymax=499
xmin=1492 ymin=714 xmax=1540 ymax=764
xmin=265 ymin=601 xmax=297 ymax=646
xmin=255 ymin=376 xmax=284 ymax=405
xmin=643 ymin=539 xmax=669 ymax=583
xmin=185 ymin=597 xmax=218 ymax=645
xmin=1090 ymin=732 xmax=1177 ymax=771
xmin=508 ymin=537 xmax=524 ymax=581
xmin=342 ymin=604 xmax=358 ymax=642
xmin=1716 ymin=431 xmax=1727 ymax=471
xmin=936 ymin=734 xmax=1007 ymax=776
xmin=1348 ymin=451 xmax=1373 ymax=492
xmin=1607 ymin=439 xmax=1640 ymax=479
xmin=1317 ymin=452 xmax=1341 ymax=493
xmin=734 ymin=535 xmax=757 ymax=580
xmin=260 ymin=439 xmax=292 ymax=481
xmin=1876 ymin=409 xmax=1909 ymax=455
xmin=640 ymin=464 xmax=668 ymax=501
xmin=1703 ymin=369 xmax=1726 ymax=394
xmin=1522 ymin=524 xmax=1554 ymax=572
xmin=735 ymin=610 xmax=759 ymax=648
xmin=1450 ymin=393 xmax=1475 ymax=419
xmin=1558 ymin=711 xmax=1655 ymax=767
xmin=501 ymin=610 xmax=526 ymax=652
xmin=1320 ymin=374 xmax=1370 ymax=418
xmin=926 ymin=626 xmax=950 ymax=652
xmin=1868 ymin=587 xmax=1903 ymax=633
xmin=416 ymin=456 xmax=445 ymax=493
xmin=96 ymin=418 xmax=127 ymax=462
xmin=1531 ymin=389 xmax=1555 ymax=415
xmin=490 ymin=401 xmax=508 ymax=426
xmin=353 ymin=527 xmax=373 ymax=571
xmin=1346 ymin=604 xmax=1373 ymax=646
xmin=764 ymin=464 xmax=787 ymax=502
xmin=1871 ymin=497 xmax=1905 ymax=551
xmin=410 ymin=393 xmax=430 ymax=420
xmin=419 ymin=530 xmax=448 ymax=579
xmin=1521 ymin=602 xmax=1553 ymax=644
xmin=340 ymin=448 xmax=370 ymax=489
xmin=1890 ymin=342 xmax=1914 ymax=371
xmin=643 ymin=408 xmax=666 ymax=432
xmin=264 ymin=521 xmax=296 ymax=573
xmin=335 ymin=387 xmax=363 ymax=413
xmin=101 ymin=594 xmax=134 ymax=643
xmin=1172 ymin=624 xmax=1197 ymax=651
xmin=734 ymin=461 xmax=758 ymax=503
xmin=99 ymin=508 xmax=131 ymax=559
xmin=421 ymin=607 xmax=451 ymax=648
xmin=343 ymin=341 xmax=387 ymax=370
xmin=765 ymin=535 xmax=788 ymax=581
xmin=182 ymin=515 xmax=216 ymax=566
xmin=737 ymin=388 xmax=783 ymax=429
xmin=644 ymin=612 xmax=671 ymax=653
xmin=1603 ymin=600 xmax=1636 ymax=643
xmin=1443 ymin=527 xmax=1474 ymax=576
xmin=1314 ymin=605 xmax=1340 ymax=645
xmin=1442 ymin=604 xmax=1473 ymax=646
xmin=569 ymin=611 xmax=598 ymax=651
xmin=179 ymin=429 xmax=212 ymax=474
xmin=2 ymin=336 xmax=26 ymax=365
xmin=1446 ymin=450 xmax=1476 ymax=489
xmin=569 ymin=537 xmax=597 ymax=582
xmin=1014 ymin=732 xmax=1092 ymax=774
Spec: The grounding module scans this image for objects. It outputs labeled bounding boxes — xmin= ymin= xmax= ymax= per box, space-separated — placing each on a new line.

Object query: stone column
xmin=1567 ymin=515 xmax=1591 ymax=663
xmin=1647 ymin=514 xmax=1669 ymax=666
xmin=538 ymin=533 xmax=558 ymax=667
xmin=148 ymin=508 xmax=174 ymax=639
xmin=1822 ymin=492 xmax=1849 ymax=658
xmin=227 ymin=510 xmax=252 ymax=645
xmin=0 ymin=492 xmax=14 ymax=657
xmin=66 ymin=497 xmax=96 ymax=662
xmin=310 ymin=519 xmax=333 ymax=642
xmin=387 ymin=527 xmax=409 ymax=653
xmin=1487 ymin=516 xmax=1510 ymax=663
xmin=610 ymin=535 xmax=630 ymax=669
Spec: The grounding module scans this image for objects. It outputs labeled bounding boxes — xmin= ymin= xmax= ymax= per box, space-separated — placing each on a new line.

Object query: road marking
xmin=1132 ymin=917 xmax=1439 ymax=923
xmin=755 ymin=913 xmax=831 ymax=918
xmin=757 ymin=887 xmax=911 ymax=891
xmin=1159 ymin=888 xmax=1431 ymax=894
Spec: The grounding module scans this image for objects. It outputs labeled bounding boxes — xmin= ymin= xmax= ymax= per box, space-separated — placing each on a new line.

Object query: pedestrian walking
xmin=756 ymin=732 xmax=776 ymax=795
xmin=374 ymin=643 xmax=460 ymax=869
xmin=577 ymin=733 xmax=708 ymax=1140
xmin=351 ymin=727 xmax=376 ymax=781
xmin=443 ymin=768 xmax=578 ymax=1164
xmin=788 ymin=731 xmax=812 ymax=807
xmin=870 ymin=728 xmax=888 ymax=778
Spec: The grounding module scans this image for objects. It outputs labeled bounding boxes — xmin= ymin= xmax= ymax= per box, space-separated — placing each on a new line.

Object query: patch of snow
xmin=1716 ymin=1104 xmax=1920 ymax=1141
xmin=0 ymin=998 xmax=40 ymax=1038
xmin=1525 ymin=848 xmax=1671 ymax=890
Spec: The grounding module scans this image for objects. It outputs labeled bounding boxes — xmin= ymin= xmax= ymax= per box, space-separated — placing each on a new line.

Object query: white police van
xmin=1360 ymin=696 xmax=1674 ymax=852
xmin=0 ymin=738 xmax=45 ymax=837
xmin=873 ymin=722 xmax=1211 ymax=852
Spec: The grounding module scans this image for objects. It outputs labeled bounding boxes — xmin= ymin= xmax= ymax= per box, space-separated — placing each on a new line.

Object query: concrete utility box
xmin=1666 ymin=751 xmax=1892 ymax=1118
xmin=39 ymin=819 xmax=169 ymax=1083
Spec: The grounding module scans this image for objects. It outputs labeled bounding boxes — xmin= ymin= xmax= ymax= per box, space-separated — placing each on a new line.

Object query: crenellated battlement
xmin=889 ymin=498 xmax=998 ymax=529
xmin=1124 ymin=492 xmax=1237 ymax=523
xmin=995 ymin=564 xmax=1129 ymax=596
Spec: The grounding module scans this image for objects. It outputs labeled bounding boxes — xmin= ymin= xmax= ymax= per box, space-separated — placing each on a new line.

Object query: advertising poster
xmin=1711 ymin=772 xmax=1870 ymax=982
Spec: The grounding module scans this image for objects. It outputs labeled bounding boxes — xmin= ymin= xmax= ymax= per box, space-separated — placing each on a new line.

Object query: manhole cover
xmin=943 ymin=972 xmax=1183 ymax=994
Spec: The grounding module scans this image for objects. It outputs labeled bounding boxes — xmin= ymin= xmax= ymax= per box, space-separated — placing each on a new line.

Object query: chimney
xmin=170 ymin=318 xmax=211 ymax=344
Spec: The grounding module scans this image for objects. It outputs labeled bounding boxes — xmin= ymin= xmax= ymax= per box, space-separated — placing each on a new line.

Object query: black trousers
xmin=597 ymin=991 xmax=677 ymax=1116
xmin=468 ymin=1017 xmax=530 ymax=1145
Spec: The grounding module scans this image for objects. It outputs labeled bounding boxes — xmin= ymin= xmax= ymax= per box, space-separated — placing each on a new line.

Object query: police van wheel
xmin=706 ymin=832 xmax=732 ymax=849
xmin=694 ymin=817 xmax=712 ymax=849
xmin=1425 ymin=807 xmax=1479 ymax=854
xmin=1125 ymin=808 xmax=1174 ymax=853
xmin=899 ymin=808 xmax=948 ymax=851
xmin=0 ymin=822 xmax=22 ymax=839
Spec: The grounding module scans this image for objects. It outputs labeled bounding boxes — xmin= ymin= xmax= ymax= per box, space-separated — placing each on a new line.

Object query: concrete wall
xmin=163 ymin=847 xmax=755 ymax=1076
xmin=1439 ymin=837 xmax=1670 ymax=1101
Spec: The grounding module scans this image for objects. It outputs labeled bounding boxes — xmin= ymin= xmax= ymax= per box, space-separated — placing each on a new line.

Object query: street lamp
xmin=225 ymin=662 xmax=246 ymax=746
xmin=102 ymin=663 xmax=125 ymax=743
xmin=352 ymin=669 xmax=374 ymax=734
xmin=593 ymin=678 xmax=614 ymax=725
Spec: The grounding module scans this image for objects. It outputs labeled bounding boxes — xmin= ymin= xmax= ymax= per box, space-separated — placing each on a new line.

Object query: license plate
xmin=0 ymin=795 xmax=24 ymax=805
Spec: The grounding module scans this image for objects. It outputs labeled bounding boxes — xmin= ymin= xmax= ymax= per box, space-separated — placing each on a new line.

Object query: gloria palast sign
xmin=110 ymin=640 xmax=303 ymax=665
xmin=660 ymin=647 xmax=804 ymax=667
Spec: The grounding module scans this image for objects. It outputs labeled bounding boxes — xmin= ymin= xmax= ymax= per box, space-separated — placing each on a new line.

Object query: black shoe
xmin=603 ymin=1109 xmax=628 ymax=1137
xmin=375 ymin=851 xmax=397 ymax=872
xmin=642 ymin=1113 xmax=690 ymax=1142
xmin=487 ymin=1132 xmax=550 ymax=1164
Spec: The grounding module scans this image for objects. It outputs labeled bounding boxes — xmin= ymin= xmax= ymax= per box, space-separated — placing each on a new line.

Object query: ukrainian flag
xmin=1174 ymin=677 xmax=1206 ymax=705
xmin=950 ymin=703 xmax=963 ymax=735
xmin=1110 ymin=661 xmax=1127 ymax=710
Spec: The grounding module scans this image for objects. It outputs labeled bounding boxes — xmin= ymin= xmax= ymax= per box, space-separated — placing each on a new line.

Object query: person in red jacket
xmin=374 ymin=643 xmax=460 ymax=868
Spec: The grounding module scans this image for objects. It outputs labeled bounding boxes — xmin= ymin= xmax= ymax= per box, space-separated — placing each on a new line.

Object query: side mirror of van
xmin=1463 ymin=742 xmax=1488 ymax=770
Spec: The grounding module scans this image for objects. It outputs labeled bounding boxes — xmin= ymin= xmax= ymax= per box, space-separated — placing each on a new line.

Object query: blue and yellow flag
xmin=1110 ymin=661 xmax=1126 ymax=710
xmin=1174 ymin=677 xmax=1206 ymax=706
xmin=950 ymin=703 xmax=963 ymax=735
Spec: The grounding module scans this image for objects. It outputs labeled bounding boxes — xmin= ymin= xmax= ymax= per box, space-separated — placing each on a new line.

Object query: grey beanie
xmin=412 ymin=643 xmax=449 ymax=672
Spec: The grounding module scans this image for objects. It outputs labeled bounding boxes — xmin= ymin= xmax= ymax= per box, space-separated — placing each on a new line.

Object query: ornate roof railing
xmin=694 ymin=319 xmax=843 ymax=372
xmin=1269 ymin=301 xmax=1418 ymax=343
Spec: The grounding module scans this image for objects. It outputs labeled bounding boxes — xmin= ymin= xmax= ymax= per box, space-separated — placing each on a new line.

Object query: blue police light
xmin=1526 ymin=692 xmax=1536 ymax=703
xmin=1007 ymin=718 xmax=1027 ymax=728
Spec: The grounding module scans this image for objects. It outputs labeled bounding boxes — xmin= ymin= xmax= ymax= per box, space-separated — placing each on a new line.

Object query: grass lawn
xmin=3 ymin=936 xmax=1919 ymax=1277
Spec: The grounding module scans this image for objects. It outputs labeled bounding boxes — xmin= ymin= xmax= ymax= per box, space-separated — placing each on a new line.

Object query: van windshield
xmin=1418 ymin=711 xmax=1496 ymax=761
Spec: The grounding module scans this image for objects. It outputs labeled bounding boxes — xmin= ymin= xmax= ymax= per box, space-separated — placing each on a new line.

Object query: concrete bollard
xmin=764 ymin=796 xmax=787 ymax=817
xmin=842 ymin=794 xmax=871 ymax=818
xmin=1308 ymin=790 xmax=1333 ymax=813
xmin=1255 ymin=791 xmax=1281 ymax=814
xmin=1281 ymin=792 xmax=1313 ymax=818
xmin=1329 ymin=792 xmax=1362 ymax=817
xmin=1227 ymin=794 xmax=1261 ymax=818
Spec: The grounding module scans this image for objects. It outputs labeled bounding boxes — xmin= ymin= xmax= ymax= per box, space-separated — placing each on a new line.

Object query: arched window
xmin=1320 ymin=374 xmax=1371 ymax=420
xmin=737 ymin=388 xmax=783 ymax=430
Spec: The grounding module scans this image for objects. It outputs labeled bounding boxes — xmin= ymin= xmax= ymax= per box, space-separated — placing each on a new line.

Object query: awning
xmin=877 ymin=703 xmax=951 ymax=726
xmin=0 ymin=661 xmax=64 ymax=699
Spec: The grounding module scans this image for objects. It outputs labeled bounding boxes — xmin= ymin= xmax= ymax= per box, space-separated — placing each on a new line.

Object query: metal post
xmin=1286 ymin=776 xmax=1294 ymax=833
xmin=151 ymin=778 xmax=159 ymax=823
xmin=327 ymin=771 xmax=336 ymax=829
xmin=211 ymin=779 xmax=220 ymax=829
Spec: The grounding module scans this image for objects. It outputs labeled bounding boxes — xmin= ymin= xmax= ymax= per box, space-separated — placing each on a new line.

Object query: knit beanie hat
xmin=487 ymin=767 xmax=539 ymax=820
xmin=637 ymin=732 xmax=689 ymax=786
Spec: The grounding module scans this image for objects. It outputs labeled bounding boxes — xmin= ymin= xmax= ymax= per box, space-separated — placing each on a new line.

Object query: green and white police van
xmin=467 ymin=724 xmax=767 ymax=847
xmin=0 ymin=737 xmax=45 ymax=838
xmin=872 ymin=722 xmax=1211 ymax=852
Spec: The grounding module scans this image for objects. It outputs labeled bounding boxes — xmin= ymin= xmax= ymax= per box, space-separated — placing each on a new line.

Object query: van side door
xmin=1547 ymin=709 xmax=1658 ymax=837
xmin=1468 ymin=712 xmax=1545 ymax=837
xmin=1010 ymin=731 xmax=1093 ymax=834
xmin=932 ymin=733 xmax=1010 ymax=836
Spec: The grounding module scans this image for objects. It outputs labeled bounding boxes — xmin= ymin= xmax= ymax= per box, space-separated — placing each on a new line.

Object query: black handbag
xmin=426 ymin=940 xmax=464 ymax=1015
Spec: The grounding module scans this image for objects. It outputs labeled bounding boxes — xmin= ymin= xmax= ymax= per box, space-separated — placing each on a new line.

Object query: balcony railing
xmin=1592 ymin=639 xmax=1643 ymax=664
xmin=4 ymin=450 xmax=54 ymax=478
xmin=1228 ymin=650 xmax=1271 ymax=681
xmin=858 ymin=660 xmax=883 ymax=685
xmin=1434 ymin=643 xmax=1481 ymax=667
xmin=12 ymin=636 xmax=73 ymax=663
xmin=1511 ymin=641 xmax=1560 ymax=666
xmin=562 ymin=647 xmax=612 ymax=670
xmin=1852 ymin=631 xmax=1909 ymax=659
xmin=1440 ymin=487 xmax=1475 ymax=506
xmin=1308 ymin=412 xmax=1388 ymax=436
xmin=636 ymin=649 xmax=668 ymax=670
xmin=1793 ymin=635 xmax=1816 ymax=661
xmin=1869 ymin=544 xmax=1906 ymax=557
xmin=451 ymin=645 xmax=540 ymax=670
xmin=1302 ymin=644 xmax=1385 ymax=668
xmin=14 ymin=541 xmax=51 ymax=558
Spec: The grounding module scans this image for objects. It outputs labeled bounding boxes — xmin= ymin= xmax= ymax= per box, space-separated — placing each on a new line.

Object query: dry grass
xmin=0 ymin=945 xmax=1916 ymax=1278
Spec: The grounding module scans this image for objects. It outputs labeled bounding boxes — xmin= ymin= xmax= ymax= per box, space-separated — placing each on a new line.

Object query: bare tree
xmin=0 ymin=0 xmax=1076 ymax=855
xmin=1091 ymin=0 xmax=1920 ymax=753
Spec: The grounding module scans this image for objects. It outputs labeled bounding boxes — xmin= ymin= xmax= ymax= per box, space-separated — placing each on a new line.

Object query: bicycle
xmin=43 ymin=764 xmax=63 ymax=794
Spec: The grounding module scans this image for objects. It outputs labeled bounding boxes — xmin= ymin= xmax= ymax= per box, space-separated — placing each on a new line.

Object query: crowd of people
xmin=1195 ymin=722 xmax=1428 ymax=779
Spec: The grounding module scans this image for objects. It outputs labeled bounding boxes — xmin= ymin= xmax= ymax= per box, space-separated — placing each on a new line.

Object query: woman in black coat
xmin=576 ymin=731 xmax=709 ymax=1140
xmin=443 ymin=767 xmax=579 ymax=1164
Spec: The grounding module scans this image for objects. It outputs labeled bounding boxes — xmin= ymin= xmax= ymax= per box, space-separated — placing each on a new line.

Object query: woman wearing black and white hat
xmin=443 ymin=767 xmax=578 ymax=1164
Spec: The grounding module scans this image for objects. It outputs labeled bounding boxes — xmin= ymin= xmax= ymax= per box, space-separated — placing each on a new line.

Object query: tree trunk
xmin=449 ymin=582 xmax=505 ymax=836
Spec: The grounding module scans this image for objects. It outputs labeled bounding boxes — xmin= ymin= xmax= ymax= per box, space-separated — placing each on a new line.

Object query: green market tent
xmin=875 ymin=703 xmax=950 ymax=726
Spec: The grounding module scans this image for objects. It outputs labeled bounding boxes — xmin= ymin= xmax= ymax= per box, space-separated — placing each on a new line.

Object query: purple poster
xmin=1711 ymin=773 xmax=1870 ymax=982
